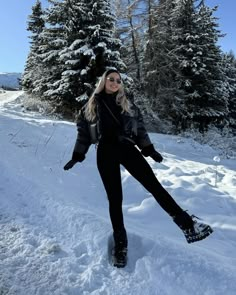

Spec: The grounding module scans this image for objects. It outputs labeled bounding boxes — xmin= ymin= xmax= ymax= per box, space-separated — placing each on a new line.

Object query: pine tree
xmin=143 ymin=0 xmax=185 ymax=129
xmin=144 ymin=0 xmax=229 ymax=132
xmin=46 ymin=0 xmax=91 ymax=104
xmin=22 ymin=0 xmax=45 ymax=92
xmin=175 ymin=1 xmax=229 ymax=131
xmin=24 ymin=0 xmax=126 ymax=115
xmin=50 ymin=0 xmax=126 ymax=103
xmin=34 ymin=0 xmax=68 ymax=99
xmin=86 ymin=0 xmax=126 ymax=81
xmin=222 ymin=51 xmax=236 ymax=131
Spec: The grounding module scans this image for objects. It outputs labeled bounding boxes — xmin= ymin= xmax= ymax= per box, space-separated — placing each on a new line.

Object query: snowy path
xmin=0 ymin=92 xmax=236 ymax=295
xmin=0 ymin=90 xmax=23 ymax=105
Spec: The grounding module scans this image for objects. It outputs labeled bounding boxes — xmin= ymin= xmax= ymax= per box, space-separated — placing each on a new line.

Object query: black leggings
xmin=97 ymin=141 xmax=183 ymax=232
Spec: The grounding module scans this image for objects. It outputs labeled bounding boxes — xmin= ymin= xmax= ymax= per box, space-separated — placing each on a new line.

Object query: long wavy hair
xmin=84 ymin=69 xmax=130 ymax=122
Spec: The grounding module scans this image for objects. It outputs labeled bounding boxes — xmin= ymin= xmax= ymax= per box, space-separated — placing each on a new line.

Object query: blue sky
xmin=0 ymin=0 xmax=235 ymax=73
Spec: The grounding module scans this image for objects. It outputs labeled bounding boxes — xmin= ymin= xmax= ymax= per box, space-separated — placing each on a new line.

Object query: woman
xmin=64 ymin=69 xmax=213 ymax=268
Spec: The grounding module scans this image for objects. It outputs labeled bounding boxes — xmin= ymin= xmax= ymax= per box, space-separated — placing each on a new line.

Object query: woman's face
xmin=105 ymin=72 xmax=122 ymax=94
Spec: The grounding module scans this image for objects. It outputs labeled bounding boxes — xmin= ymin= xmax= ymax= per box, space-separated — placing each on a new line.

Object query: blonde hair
xmin=84 ymin=70 xmax=130 ymax=122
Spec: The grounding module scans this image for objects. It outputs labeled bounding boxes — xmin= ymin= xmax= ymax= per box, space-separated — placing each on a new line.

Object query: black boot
xmin=112 ymin=229 xmax=128 ymax=268
xmin=173 ymin=211 xmax=213 ymax=243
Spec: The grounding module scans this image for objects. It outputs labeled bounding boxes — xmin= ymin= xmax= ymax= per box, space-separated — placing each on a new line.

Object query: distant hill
xmin=0 ymin=72 xmax=22 ymax=89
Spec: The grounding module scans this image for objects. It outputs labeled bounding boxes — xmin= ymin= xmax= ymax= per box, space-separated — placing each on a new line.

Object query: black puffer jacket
xmin=72 ymin=92 xmax=152 ymax=162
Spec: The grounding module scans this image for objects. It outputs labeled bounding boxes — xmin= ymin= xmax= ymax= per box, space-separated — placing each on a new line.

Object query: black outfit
xmin=64 ymin=90 xmax=214 ymax=251
xmin=98 ymin=91 xmax=123 ymax=143
xmin=67 ymin=90 xmax=185 ymax=234
xmin=97 ymin=141 xmax=183 ymax=232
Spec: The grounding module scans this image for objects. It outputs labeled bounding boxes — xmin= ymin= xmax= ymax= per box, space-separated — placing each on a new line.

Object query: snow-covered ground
xmin=0 ymin=91 xmax=236 ymax=295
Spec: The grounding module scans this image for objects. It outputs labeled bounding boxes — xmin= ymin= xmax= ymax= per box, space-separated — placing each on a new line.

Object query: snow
xmin=97 ymin=42 xmax=107 ymax=48
xmin=0 ymin=91 xmax=236 ymax=295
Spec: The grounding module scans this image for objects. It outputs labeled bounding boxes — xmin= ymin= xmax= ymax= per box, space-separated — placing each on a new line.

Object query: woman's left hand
xmin=150 ymin=150 xmax=163 ymax=163
xmin=141 ymin=144 xmax=163 ymax=162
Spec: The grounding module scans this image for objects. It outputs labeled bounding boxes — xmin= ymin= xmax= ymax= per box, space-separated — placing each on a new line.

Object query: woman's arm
xmin=72 ymin=109 xmax=92 ymax=161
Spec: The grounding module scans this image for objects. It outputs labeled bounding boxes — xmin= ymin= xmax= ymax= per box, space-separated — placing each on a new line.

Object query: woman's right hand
xmin=64 ymin=152 xmax=85 ymax=170
xmin=63 ymin=160 xmax=77 ymax=170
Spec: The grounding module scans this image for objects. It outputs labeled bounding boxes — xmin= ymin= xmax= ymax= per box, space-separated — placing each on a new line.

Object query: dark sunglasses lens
xmin=107 ymin=77 xmax=121 ymax=84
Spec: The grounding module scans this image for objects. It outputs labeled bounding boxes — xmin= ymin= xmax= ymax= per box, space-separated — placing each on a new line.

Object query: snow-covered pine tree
xmin=222 ymin=51 xmax=236 ymax=131
xmin=85 ymin=0 xmax=126 ymax=87
xmin=47 ymin=0 xmax=91 ymax=105
xmin=173 ymin=0 xmax=229 ymax=131
xmin=144 ymin=0 xmax=229 ymax=132
xmin=33 ymin=0 xmax=68 ymax=101
xmin=24 ymin=0 xmax=126 ymax=115
xmin=22 ymin=0 xmax=45 ymax=92
xmin=143 ymin=0 xmax=186 ymax=131
xmin=51 ymin=0 xmax=126 ymax=104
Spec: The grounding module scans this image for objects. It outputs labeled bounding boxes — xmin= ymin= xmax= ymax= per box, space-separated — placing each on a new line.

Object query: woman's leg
xmin=96 ymin=143 xmax=126 ymax=232
xmin=119 ymin=143 xmax=183 ymax=217
xmin=118 ymin=142 xmax=213 ymax=244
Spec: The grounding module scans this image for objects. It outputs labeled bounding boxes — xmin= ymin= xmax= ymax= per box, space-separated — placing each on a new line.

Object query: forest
xmin=22 ymin=0 xmax=236 ymax=135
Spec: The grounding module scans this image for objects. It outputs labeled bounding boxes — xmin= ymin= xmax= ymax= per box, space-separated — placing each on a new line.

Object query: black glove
xmin=150 ymin=150 xmax=163 ymax=163
xmin=63 ymin=152 xmax=85 ymax=171
xmin=141 ymin=144 xmax=163 ymax=163
xmin=64 ymin=160 xmax=77 ymax=170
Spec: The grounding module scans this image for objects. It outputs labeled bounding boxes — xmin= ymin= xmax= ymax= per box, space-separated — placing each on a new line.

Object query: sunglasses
xmin=106 ymin=77 xmax=122 ymax=84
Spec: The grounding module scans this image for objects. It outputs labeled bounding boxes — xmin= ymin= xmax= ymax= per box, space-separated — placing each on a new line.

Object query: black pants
xmin=97 ymin=141 xmax=183 ymax=232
